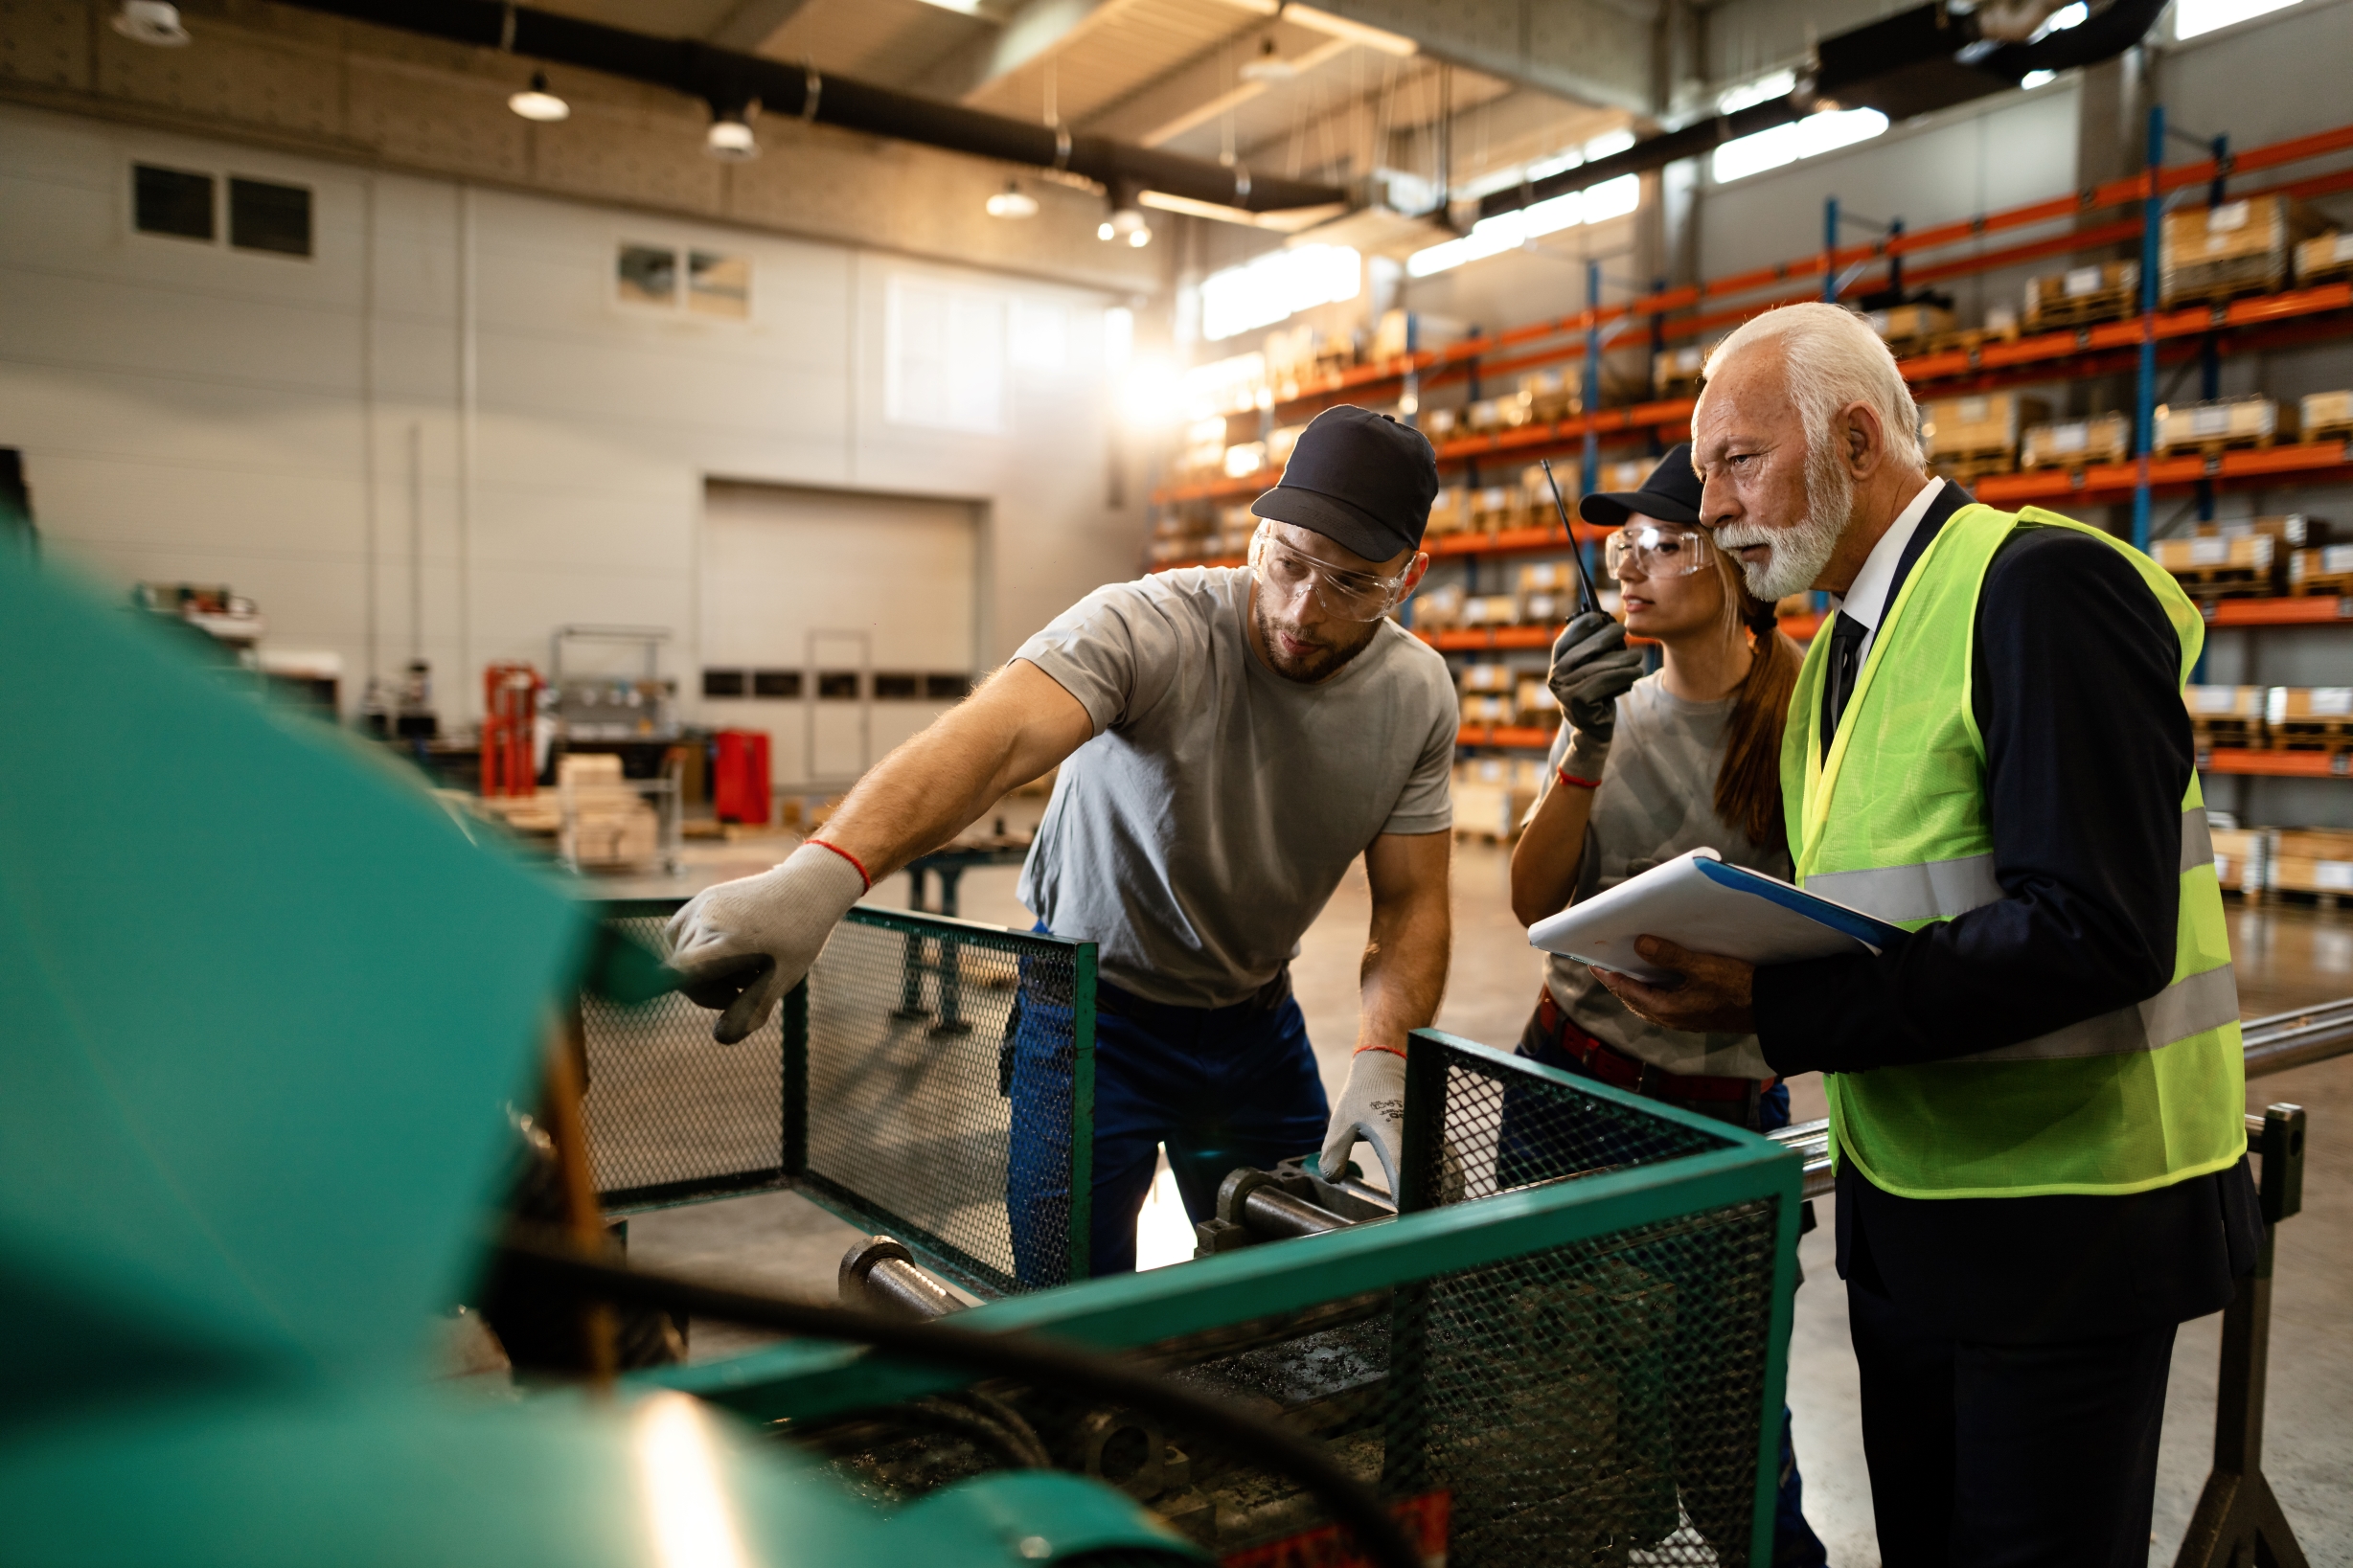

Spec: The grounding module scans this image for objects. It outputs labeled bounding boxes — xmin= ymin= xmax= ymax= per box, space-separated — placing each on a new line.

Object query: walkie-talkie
xmin=1538 ymin=458 xmax=1602 ymax=619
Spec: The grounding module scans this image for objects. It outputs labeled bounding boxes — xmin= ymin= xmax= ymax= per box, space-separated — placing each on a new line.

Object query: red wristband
xmin=1557 ymin=766 xmax=1602 ymax=790
xmin=807 ymin=837 xmax=872 ymax=892
xmin=1355 ymin=1042 xmax=1408 ymax=1059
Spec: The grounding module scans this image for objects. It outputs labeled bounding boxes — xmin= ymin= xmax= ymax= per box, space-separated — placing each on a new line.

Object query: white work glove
xmin=1320 ymin=1047 xmax=1407 ymax=1196
xmin=665 ymin=843 xmax=867 ymax=1044
xmin=1548 ymin=610 xmax=1642 ymax=784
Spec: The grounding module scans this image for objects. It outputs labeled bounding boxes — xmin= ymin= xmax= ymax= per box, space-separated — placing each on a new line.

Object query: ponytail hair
xmin=1710 ymin=546 xmax=1804 ymax=853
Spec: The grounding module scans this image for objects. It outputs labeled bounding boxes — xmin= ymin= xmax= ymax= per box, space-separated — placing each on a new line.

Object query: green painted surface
xmin=0 ymin=549 xmax=588 ymax=1398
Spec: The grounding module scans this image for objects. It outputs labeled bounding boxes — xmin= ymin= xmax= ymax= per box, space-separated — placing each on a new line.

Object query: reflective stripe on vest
xmin=1786 ymin=502 xmax=2247 ymax=1199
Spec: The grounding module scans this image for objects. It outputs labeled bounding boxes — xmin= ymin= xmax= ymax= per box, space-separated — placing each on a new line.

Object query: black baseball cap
xmin=1250 ymin=404 xmax=1440 ymax=563
xmin=1578 ymin=443 xmax=1703 ymax=531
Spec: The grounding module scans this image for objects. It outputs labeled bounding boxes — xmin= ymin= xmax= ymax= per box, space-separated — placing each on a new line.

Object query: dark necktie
xmin=1821 ymin=611 xmax=1869 ymax=749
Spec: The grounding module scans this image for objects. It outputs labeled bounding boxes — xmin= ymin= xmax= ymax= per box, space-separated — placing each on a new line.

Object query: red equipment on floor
xmin=714 ymin=729 xmax=771 ymax=825
xmin=480 ymin=662 xmax=541 ymax=797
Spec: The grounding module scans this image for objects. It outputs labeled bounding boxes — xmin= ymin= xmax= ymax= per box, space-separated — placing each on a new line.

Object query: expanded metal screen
xmin=583 ymin=899 xmax=1096 ymax=1297
xmin=666 ymin=1029 xmax=1798 ymax=1568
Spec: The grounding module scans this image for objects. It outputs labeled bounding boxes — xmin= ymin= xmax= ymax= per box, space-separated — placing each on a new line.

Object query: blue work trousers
xmin=1006 ymin=974 xmax=1330 ymax=1282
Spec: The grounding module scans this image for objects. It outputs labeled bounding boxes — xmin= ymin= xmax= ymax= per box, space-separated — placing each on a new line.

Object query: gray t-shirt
xmin=1539 ymin=672 xmax=1791 ymax=1079
xmin=1015 ymin=567 xmax=1457 ymax=1008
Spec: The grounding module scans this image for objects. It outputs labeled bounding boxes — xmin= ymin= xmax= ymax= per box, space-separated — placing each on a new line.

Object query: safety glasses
xmin=1249 ymin=523 xmax=1413 ymax=622
xmin=1604 ymin=522 xmax=1711 ymax=581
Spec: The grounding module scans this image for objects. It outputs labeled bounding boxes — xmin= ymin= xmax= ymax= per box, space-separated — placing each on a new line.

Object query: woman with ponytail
xmin=1504 ymin=443 xmax=1825 ymax=1567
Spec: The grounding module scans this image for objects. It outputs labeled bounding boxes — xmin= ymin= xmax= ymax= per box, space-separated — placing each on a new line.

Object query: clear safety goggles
xmin=1248 ymin=523 xmax=1412 ymax=622
xmin=1604 ymin=522 xmax=1711 ymax=580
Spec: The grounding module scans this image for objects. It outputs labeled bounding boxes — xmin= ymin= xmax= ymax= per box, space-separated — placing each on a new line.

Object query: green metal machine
xmin=0 ymin=547 xmax=1199 ymax=1567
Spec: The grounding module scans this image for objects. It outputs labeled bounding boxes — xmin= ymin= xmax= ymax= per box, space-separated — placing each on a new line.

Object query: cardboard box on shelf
xmin=2185 ymin=684 xmax=2267 ymax=748
xmin=1515 ymin=681 xmax=1561 ymax=721
xmin=2022 ymin=261 xmax=2140 ymax=330
xmin=2268 ymin=827 xmax=2353 ymax=897
xmin=1518 ymin=561 xmax=1583 ymax=594
xmin=2209 ymin=827 xmax=2263 ymax=896
xmin=1519 ymin=369 xmax=1580 ymax=422
xmin=1425 ymin=487 xmax=1470 ymax=537
xmin=1415 ymin=583 xmax=1466 ymax=629
xmin=2303 ymin=390 xmax=2353 ymax=439
xmin=1655 ymin=343 xmax=1710 ymax=396
xmin=2152 ymin=397 xmax=2296 ymax=454
xmin=2160 ymin=196 xmax=2325 ymax=306
xmin=2198 ymin=514 xmax=2330 ymax=548
xmin=1865 ymin=302 xmax=1955 ymax=346
xmin=1461 ymin=594 xmax=1522 ymax=627
xmin=1451 ymin=781 xmax=1533 ymax=841
xmin=1470 ymin=486 xmax=1521 ymax=531
xmin=2297 ymin=232 xmax=2353 ymax=287
xmin=2018 ymin=413 xmax=2131 ymax=469
xmin=1455 ymin=756 xmax=1547 ymax=793
xmin=1460 ymin=663 xmax=1517 ymax=693
xmin=1460 ymin=693 xmax=1515 ymax=725
xmin=1599 ymin=458 xmax=1654 ymax=493
xmin=2152 ymin=534 xmax=2278 ymax=598
xmin=1521 ymin=592 xmax=1571 ymax=625
xmin=1921 ymin=392 xmax=2050 ymax=459
xmin=2291 ymin=544 xmax=2353 ymax=596
xmin=2265 ymin=688 xmax=2353 ymax=748
xmin=1422 ymin=406 xmax=1459 ymax=443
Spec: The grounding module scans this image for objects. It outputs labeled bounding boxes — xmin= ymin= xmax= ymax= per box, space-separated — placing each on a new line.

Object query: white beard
xmin=1713 ymin=451 xmax=1855 ymax=602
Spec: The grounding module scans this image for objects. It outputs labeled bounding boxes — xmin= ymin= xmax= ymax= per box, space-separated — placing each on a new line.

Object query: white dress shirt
xmin=1830 ymin=476 xmax=1944 ymax=669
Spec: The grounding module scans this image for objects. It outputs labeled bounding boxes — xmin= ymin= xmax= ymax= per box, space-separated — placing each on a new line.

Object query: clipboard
xmin=1526 ymin=848 xmax=1907 ymax=983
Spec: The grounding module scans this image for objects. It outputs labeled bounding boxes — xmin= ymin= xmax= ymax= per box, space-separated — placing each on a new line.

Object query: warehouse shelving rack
xmin=1150 ymin=109 xmax=2353 ymax=764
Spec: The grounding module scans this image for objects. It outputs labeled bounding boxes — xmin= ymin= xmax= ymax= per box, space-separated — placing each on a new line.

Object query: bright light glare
xmin=1134 ymin=1158 xmax=1194 ymax=1270
xmin=1711 ymin=107 xmax=1888 ymax=183
xmin=2175 ymin=0 xmax=2298 ymax=37
xmin=2033 ymin=2 xmax=2090 ymax=38
xmin=2020 ymin=69 xmax=2057 ymax=88
xmin=635 ymin=1395 xmax=751 ymax=1568
xmin=1103 ymin=306 xmax=1133 ymax=369
xmin=1719 ymin=69 xmax=1796 ymax=115
xmin=1405 ymin=174 xmax=1639 ymax=279
xmin=1118 ymin=356 xmax=1183 ymax=429
xmin=1200 ymin=244 xmax=1361 ymax=342
xmin=1583 ymin=127 xmax=1636 ymax=161
xmin=1179 ymin=352 xmax=1267 ymax=419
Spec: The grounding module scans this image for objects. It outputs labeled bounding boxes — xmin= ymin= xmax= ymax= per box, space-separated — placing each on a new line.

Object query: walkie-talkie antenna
xmin=1539 ymin=459 xmax=1602 ymax=619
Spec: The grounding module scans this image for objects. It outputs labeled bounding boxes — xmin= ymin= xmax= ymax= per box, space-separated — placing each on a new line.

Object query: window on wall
xmin=617 ymin=242 xmax=752 ymax=318
xmin=1199 ymin=245 xmax=1361 ymax=343
xmin=228 ymin=177 xmax=311 ymax=257
xmin=752 ymin=670 xmax=801 ymax=698
xmin=2176 ymin=0 xmax=2299 ymax=37
xmin=885 ymin=275 xmax=1008 ymax=434
xmin=133 ymin=165 xmax=214 ymax=240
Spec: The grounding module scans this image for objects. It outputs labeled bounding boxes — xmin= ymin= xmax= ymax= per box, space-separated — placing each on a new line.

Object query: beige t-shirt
xmin=1538 ymin=672 xmax=1790 ymax=1078
xmin=1016 ymin=567 xmax=1457 ymax=1008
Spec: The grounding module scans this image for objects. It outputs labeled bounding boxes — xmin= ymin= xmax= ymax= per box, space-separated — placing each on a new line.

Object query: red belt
xmin=1535 ymin=987 xmax=1773 ymax=1104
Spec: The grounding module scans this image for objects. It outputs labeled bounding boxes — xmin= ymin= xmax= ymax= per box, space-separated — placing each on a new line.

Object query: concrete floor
xmin=620 ymin=830 xmax=2353 ymax=1566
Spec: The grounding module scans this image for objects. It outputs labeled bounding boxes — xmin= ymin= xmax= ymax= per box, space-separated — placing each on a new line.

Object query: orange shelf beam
xmin=1457 ymin=724 xmax=1559 ymax=750
xmin=2206 ymin=596 xmax=2353 ymax=627
xmin=2202 ymin=749 xmax=2353 ymax=778
xmin=1972 ymin=441 xmax=2353 ymax=511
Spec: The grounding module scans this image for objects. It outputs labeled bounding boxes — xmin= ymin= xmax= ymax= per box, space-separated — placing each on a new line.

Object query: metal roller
xmin=1219 ymin=1168 xmax=1351 ymax=1238
xmin=838 ymin=1236 xmax=966 ymax=1321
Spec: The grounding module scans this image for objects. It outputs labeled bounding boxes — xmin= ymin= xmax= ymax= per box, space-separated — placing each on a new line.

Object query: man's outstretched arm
xmin=668 ymin=661 xmax=1094 ymax=1041
xmin=1321 ymin=829 xmax=1452 ymax=1192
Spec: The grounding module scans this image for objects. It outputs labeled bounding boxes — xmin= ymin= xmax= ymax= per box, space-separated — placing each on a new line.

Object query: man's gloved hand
xmin=665 ymin=842 xmax=868 ymax=1044
xmin=1320 ymin=1046 xmax=1407 ymax=1196
xmin=1547 ymin=610 xmax=1643 ymax=783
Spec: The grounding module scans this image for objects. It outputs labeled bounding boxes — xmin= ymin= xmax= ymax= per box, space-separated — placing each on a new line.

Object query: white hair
xmin=1700 ymin=302 xmax=1927 ymax=476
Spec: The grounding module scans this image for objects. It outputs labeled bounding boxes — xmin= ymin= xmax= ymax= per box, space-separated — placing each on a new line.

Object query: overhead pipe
xmin=1474 ymin=0 xmax=2169 ymax=226
xmin=271 ymin=0 xmax=1344 ymax=215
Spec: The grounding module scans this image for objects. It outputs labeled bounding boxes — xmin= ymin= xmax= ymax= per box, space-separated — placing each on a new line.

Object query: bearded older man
xmin=1592 ymin=304 xmax=2259 ymax=1568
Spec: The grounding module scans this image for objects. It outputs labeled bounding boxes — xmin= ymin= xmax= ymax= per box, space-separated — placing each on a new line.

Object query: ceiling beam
xmin=1293 ymin=0 xmax=1657 ymax=114
xmin=704 ymin=0 xmax=818 ymax=53
xmin=908 ymin=0 xmax=1136 ymax=104
xmin=1080 ymin=16 xmax=1349 ymax=148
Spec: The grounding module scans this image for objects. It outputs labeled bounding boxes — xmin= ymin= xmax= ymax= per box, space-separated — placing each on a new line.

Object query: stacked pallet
xmin=557 ymin=753 xmax=662 ymax=871
xmin=2023 ymin=261 xmax=2140 ymax=330
xmin=2265 ymin=687 xmax=2353 ymax=752
xmin=2159 ymin=196 xmax=2326 ymax=306
xmin=1655 ymin=343 xmax=1710 ymax=398
xmin=2298 ymin=231 xmax=2353 ymax=287
xmin=1921 ymin=392 xmax=2047 ymax=485
xmin=2290 ymin=543 xmax=2353 ymax=596
xmin=2186 ymin=685 xmax=2267 ymax=751
xmin=1452 ymin=757 xmax=1547 ymax=842
xmin=2305 ymin=390 xmax=2353 ymax=443
xmin=1864 ymin=301 xmax=1955 ymax=353
xmin=2019 ymin=412 xmax=2131 ymax=470
xmin=2210 ymin=825 xmax=2265 ymax=898
xmin=2152 ymin=396 xmax=2297 ymax=456
xmin=2152 ymin=534 xmax=2279 ymax=600
xmin=2268 ymin=828 xmax=2353 ymax=900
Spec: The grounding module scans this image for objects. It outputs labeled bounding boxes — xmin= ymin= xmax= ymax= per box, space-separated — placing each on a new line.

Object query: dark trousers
xmin=1007 ymin=976 xmax=1330 ymax=1281
xmin=1847 ymin=1278 xmax=2177 ymax=1568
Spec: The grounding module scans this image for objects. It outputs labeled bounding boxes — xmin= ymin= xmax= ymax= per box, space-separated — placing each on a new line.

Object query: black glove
xmin=1547 ymin=611 xmax=1643 ymax=742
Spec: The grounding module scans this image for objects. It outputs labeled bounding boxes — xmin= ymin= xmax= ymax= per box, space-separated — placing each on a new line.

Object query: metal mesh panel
xmin=724 ymin=1031 xmax=1790 ymax=1567
xmin=799 ymin=909 xmax=1094 ymax=1297
xmin=582 ymin=899 xmax=1094 ymax=1297
xmin=583 ymin=907 xmax=785 ymax=1209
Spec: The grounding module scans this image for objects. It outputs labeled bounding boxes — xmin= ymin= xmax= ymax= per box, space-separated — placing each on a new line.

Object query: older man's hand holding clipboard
xmin=1528 ymin=849 xmax=1905 ymax=1034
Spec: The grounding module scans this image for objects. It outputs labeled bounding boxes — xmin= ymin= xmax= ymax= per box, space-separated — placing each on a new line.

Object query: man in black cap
xmin=668 ymin=404 xmax=1459 ymax=1276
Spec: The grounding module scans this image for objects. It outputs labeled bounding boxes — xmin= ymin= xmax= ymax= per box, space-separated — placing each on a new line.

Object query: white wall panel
xmin=0 ymin=99 xmax=1136 ymax=739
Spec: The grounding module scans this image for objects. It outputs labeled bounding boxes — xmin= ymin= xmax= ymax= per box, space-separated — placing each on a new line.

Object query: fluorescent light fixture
xmin=705 ymin=111 xmax=758 ymax=161
xmin=1710 ymin=106 xmax=1888 ymax=184
xmin=2175 ymin=0 xmax=2299 ymax=38
xmin=112 ymin=1 xmax=190 ymax=45
xmin=2032 ymin=2 xmax=2090 ymax=39
xmin=986 ymin=181 xmax=1039 ymax=218
xmin=1200 ymin=244 xmax=1360 ymax=342
xmin=1582 ymin=128 xmax=1637 ymax=161
xmin=1404 ymin=174 xmax=1639 ymax=280
xmin=508 ymin=71 xmax=570 ymax=123
xmin=2020 ymin=69 xmax=2057 ymax=88
xmin=1105 ymin=205 xmax=1150 ymax=246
